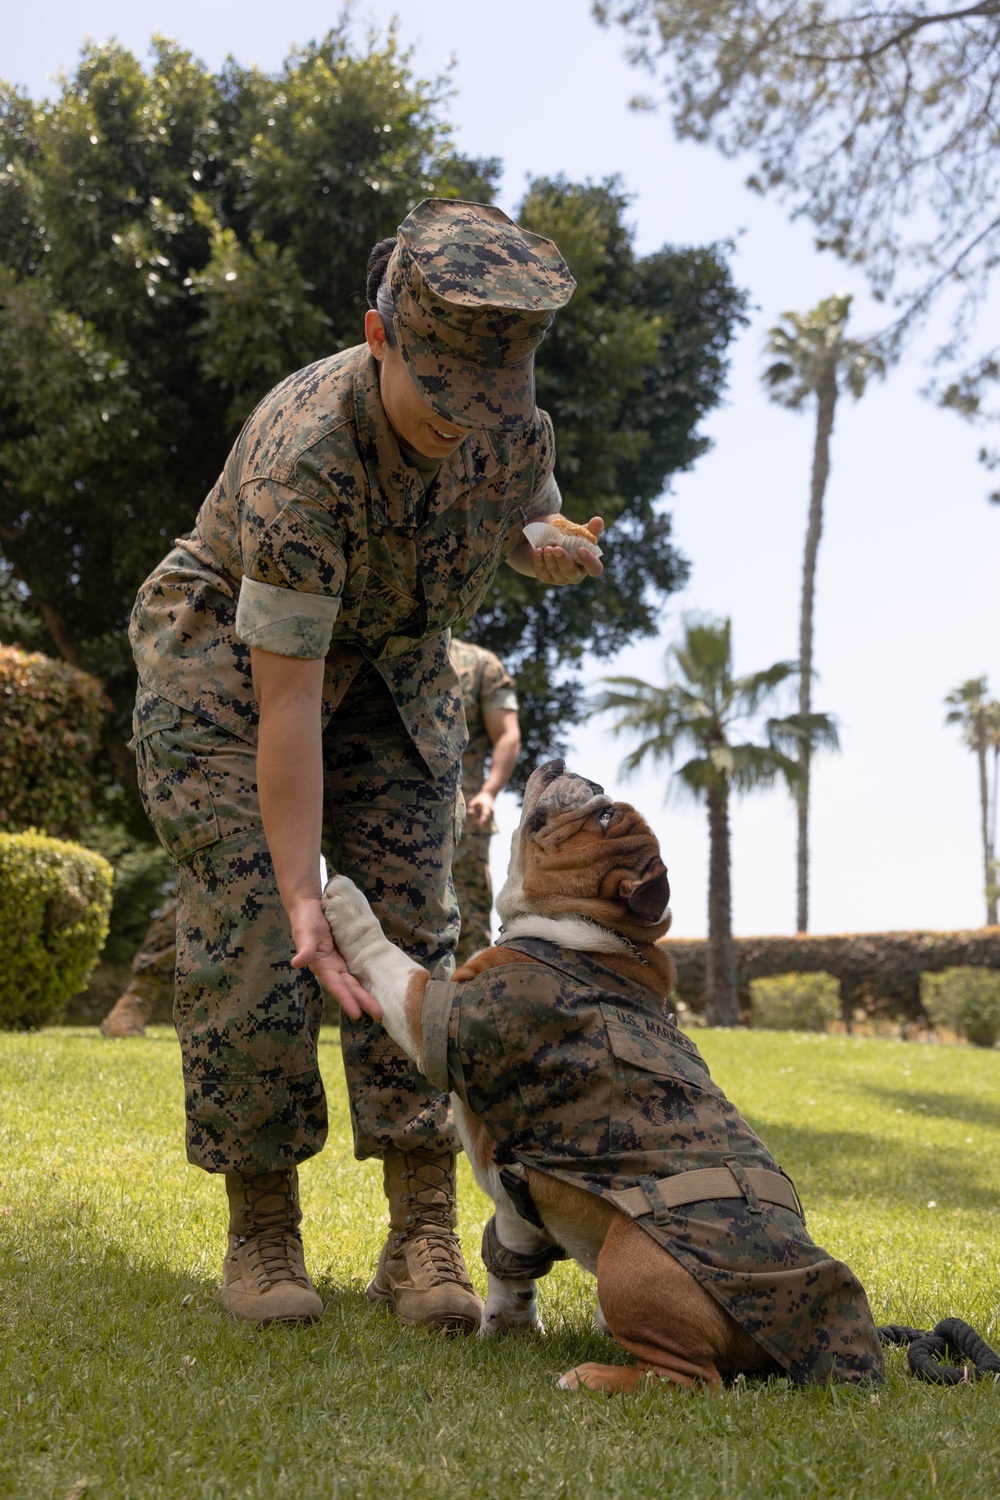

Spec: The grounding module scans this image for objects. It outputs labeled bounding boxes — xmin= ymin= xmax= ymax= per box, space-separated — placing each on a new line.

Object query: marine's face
xmin=365 ymin=310 xmax=478 ymax=458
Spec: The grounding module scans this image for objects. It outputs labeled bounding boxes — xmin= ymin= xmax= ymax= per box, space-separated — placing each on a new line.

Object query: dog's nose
xmin=540 ymin=759 xmax=565 ymax=783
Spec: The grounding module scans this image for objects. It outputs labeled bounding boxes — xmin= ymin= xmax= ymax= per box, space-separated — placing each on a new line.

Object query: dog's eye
xmin=597 ymin=808 xmax=614 ymax=829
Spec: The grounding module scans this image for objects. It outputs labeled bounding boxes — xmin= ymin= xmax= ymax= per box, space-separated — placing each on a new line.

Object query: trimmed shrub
xmin=750 ymin=971 xmax=840 ymax=1032
xmin=0 ymin=645 xmax=107 ymax=838
xmin=0 ymin=830 xmax=113 ymax=1028
xmin=920 ymin=967 xmax=1000 ymax=1048
xmin=663 ymin=928 xmax=1000 ymax=1024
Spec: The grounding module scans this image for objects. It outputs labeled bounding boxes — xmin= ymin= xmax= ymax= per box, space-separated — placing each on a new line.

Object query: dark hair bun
xmin=365 ymin=237 xmax=397 ymax=309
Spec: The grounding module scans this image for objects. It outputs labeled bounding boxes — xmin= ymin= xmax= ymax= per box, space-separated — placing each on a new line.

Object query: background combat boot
xmin=221 ymin=1166 xmax=323 ymax=1324
xmin=367 ymin=1146 xmax=483 ymax=1333
xmin=99 ymin=976 xmax=157 ymax=1037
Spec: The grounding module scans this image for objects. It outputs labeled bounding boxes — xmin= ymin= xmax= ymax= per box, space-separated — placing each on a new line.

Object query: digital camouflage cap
xmin=386 ymin=199 xmax=576 ymax=431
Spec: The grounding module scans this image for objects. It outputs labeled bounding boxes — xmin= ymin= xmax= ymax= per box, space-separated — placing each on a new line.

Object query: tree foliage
xmin=0 ymin=645 xmax=108 ymax=838
xmin=595 ymin=0 xmax=1000 ymax=493
xmin=0 ymin=30 xmax=745 ymax=805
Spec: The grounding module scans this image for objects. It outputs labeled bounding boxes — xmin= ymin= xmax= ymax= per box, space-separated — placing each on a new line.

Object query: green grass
xmin=1 ymin=1027 xmax=998 ymax=1500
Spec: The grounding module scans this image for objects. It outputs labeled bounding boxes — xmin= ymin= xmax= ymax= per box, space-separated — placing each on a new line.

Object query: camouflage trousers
xmin=129 ymin=897 xmax=178 ymax=1007
xmin=133 ymin=666 xmax=461 ymax=1175
xmin=452 ymin=822 xmax=494 ymax=968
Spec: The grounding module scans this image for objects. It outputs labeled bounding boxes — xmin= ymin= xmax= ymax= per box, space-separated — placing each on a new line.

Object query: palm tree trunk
xmin=705 ymin=782 xmax=739 ymax=1025
xmin=976 ymin=714 xmax=996 ymax=925
xmin=991 ymin=741 xmax=999 ymax=925
xmin=797 ymin=365 xmax=837 ymax=933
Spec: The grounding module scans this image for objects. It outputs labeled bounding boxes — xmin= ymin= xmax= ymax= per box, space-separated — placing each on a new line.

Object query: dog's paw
xmin=322 ymin=872 xmax=368 ymax=917
xmin=480 ymin=1285 xmax=545 ymax=1337
xmin=557 ymin=1363 xmax=651 ymax=1394
xmin=321 ymin=875 xmax=381 ymax=957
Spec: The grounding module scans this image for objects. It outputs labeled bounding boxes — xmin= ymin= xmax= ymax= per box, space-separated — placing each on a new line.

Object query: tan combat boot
xmin=367 ymin=1146 xmax=483 ymax=1333
xmin=220 ymin=1167 xmax=323 ymax=1324
xmin=99 ymin=976 xmax=158 ymax=1037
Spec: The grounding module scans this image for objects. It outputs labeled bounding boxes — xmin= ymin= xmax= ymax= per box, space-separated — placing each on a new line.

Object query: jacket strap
xmin=608 ymin=1165 xmax=804 ymax=1223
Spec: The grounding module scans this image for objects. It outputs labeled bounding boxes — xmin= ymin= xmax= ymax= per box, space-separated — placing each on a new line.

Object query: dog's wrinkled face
xmin=496 ymin=760 xmax=672 ymax=941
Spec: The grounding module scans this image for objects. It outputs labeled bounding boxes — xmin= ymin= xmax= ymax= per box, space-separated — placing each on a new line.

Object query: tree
xmin=945 ymin=676 xmax=1000 ymax=925
xmin=762 ymin=293 xmax=883 ymax=931
xmin=594 ymin=0 xmax=1000 ymax=494
xmin=589 ymin=616 xmax=838 ymax=1024
xmin=0 ymin=36 xmax=747 ymax=803
xmin=0 ymin=27 xmax=496 ymax=814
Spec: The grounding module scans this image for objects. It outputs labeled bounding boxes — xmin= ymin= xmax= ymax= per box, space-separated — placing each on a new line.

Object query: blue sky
xmin=5 ymin=0 xmax=998 ymax=938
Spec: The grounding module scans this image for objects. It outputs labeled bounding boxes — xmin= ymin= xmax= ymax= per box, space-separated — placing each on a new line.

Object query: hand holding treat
xmin=523 ymin=513 xmax=604 ymax=586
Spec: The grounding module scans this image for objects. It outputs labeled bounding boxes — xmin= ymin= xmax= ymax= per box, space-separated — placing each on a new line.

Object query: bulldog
xmin=323 ymin=760 xmax=883 ymax=1392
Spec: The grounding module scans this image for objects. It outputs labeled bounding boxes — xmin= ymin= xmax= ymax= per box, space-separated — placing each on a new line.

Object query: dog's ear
xmin=622 ymin=868 xmax=670 ymax=922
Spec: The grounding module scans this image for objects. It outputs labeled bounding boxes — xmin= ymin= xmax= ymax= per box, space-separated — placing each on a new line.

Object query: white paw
xmin=321 ymin=875 xmax=383 ymax=964
xmin=479 ymin=1289 xmax=545 ymax=1337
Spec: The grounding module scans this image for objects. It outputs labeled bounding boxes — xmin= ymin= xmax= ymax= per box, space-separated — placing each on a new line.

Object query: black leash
xmin=878 ymin=1319 xmax=1000 ymax=1384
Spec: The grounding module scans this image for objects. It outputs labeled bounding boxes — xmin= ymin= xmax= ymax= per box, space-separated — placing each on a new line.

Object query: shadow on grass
xmin=742 ymin=1119 xmax=998 ymax=1212
xmin=862 ymin=1086 xmax=1000 ymax=1130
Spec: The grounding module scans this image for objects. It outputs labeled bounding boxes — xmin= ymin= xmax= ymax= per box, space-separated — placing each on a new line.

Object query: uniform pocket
xmin=134 ymin=694 xmax=221 ymax=864
xmin=604 ymin=1005 xmax=733 ymax=1156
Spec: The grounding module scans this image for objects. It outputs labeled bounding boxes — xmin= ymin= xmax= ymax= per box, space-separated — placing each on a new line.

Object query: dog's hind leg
xmin=559 ymin=1213 xmax=742 ymax=1394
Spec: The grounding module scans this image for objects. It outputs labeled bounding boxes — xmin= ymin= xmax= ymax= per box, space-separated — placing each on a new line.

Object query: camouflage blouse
xmin=449 ymin=638 xmax=518 ymax=805
xmin=130 ymin=345 xmax=558 ymax=778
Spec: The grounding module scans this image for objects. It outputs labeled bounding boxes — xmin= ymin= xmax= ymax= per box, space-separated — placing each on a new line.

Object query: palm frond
xmin=732 ymin=660 xmax=798 ymax=716
xmin=767 ymin=711 xmax=840 ymax=757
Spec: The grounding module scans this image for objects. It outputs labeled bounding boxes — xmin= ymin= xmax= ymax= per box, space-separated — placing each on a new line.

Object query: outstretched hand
xmin=289 ymin=897 xmax=383 ymax=1022
xmin=530 ymin=516 xmax=604 ymax=586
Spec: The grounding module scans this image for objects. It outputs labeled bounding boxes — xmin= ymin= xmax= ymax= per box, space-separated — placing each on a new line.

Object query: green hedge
xmin=0 ymin=645 xmax=107 ymax=838
xmin=0 ymin=830 xmax=113 ymax=1028
xmin=920 ymin=967 xmax=1000 ymax=1048
xmin=664 ymin=928 xmax=1000 ymax=1024
xmin=749 ymin=972 xmax=841 ymax=1032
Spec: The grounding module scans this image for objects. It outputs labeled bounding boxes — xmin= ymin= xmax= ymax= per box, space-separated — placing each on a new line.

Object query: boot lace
xmin=237 ymin=1171 xmax=307 ymax=1287
xmin=393 ymin=1150 xmax=473 ymax=1289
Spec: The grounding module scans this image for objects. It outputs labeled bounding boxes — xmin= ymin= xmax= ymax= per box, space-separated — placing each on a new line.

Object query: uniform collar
xmin=354 ymin=350 xmax=499 ymax=529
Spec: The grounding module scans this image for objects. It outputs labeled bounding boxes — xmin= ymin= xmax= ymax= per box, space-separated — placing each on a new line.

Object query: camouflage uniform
xmin=449 ymin=639 xmax=518 ymax=967
xmin=128 ymin=896 xmax=178 ymax=980
xmin=420 ymin=937 xmax=884 ymax=1384
xmin=128 ymin=199 xmax=575 ymax=1175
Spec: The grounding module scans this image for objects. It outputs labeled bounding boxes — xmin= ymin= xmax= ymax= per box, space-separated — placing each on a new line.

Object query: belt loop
xmin=646 ymin=1179 xmax=675 ymax=1225
xmin=724 ymin=1156 xmax=762 ymax=1214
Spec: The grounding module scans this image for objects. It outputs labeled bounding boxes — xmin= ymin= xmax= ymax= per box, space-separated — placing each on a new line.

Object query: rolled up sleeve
xmin=235 ymin=576 xmax=342 ymax=658
xmin=421 ymin=979 xmax=460 ymax=1094
xmin=236 ymin=478 xmax=348 ymax=658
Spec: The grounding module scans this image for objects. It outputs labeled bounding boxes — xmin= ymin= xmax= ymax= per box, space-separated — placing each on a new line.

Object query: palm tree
xmin=763 ymin=293 xmax=884 ymax=933
xmin=986 ymin=700 xmax=1000 ymax=917
xmin=945 ymin=678 xmax=1000 ymax=926
xmin=589 ymin=617 xmax=839 ymax=1026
